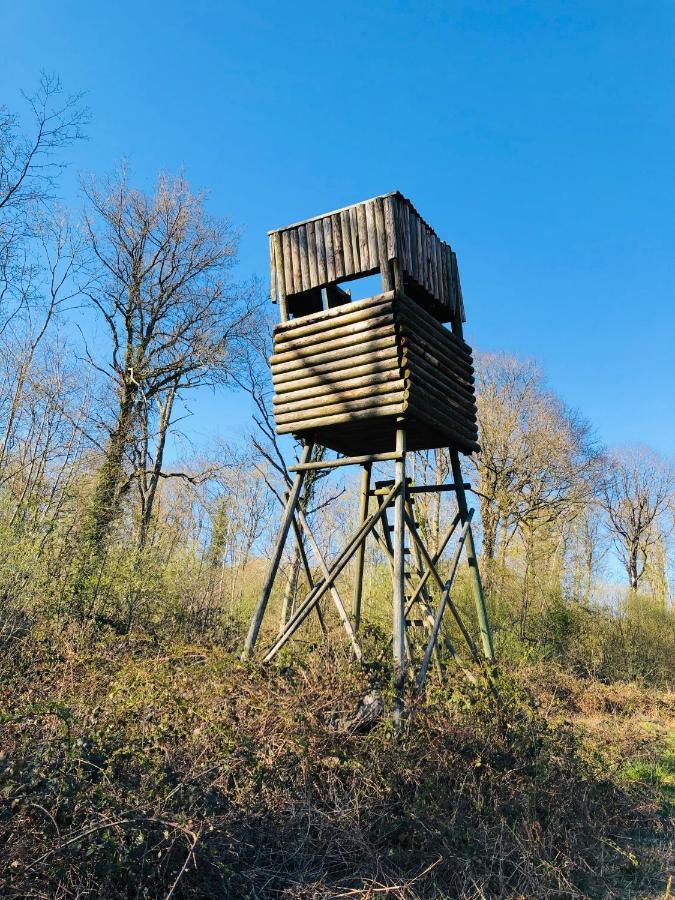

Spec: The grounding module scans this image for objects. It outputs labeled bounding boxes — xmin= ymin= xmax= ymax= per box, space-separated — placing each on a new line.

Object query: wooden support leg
xmin=450 ymin=450 xmax=495 ymax=660
xmin=352 ymin=463 xmax=371 ymax=632
xmin=392 ymin=428 xmax=406 ymax=726
xmin=263 ymin=481 xmax=400 ymax=662
xmin=242 ymin=442 xmax=313 ymax=658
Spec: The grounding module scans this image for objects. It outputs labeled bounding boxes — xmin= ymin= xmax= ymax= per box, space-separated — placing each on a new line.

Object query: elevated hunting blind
xmin=244 ymin=193 xmax=494 ymax=719
xmin=268 ymin=192 xmax=477 ymax=455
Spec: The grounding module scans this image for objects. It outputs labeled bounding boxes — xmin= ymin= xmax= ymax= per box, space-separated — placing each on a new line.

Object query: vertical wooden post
xmin=391 ymin=258 xmax=404 ymax=298
xmin=374 ymin=198 xmax=393 ymax=292
xmin=272 ymin=232 xmax=288 ymax=322
xmin=242 ymin=442 xmax=313 ymax=658
xmin=352 ymin=463 xmax=371 ymax=632
xmin=405 ymin=497 xmax=443 ymax=679
xmin=448 ymin=292 xmax=494 ymax=661
xmin=392 ymin=427 xmax=406 ymax=725
xmin=450 ymin=449 xmax=494 ymax=660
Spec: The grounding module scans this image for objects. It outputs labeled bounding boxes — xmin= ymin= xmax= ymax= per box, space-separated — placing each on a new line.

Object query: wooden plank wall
xmin=270 ymin=291 xmax=478 ymax=455
xmin=269 ymin=193 xmax=465 ymax=322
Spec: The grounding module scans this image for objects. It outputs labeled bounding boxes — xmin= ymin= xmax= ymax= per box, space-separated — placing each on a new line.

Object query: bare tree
xmin=0 ymin=212 xmax=84 ymax=481
xmin=601 ymin=445 xmax=674 ymax=592
xmin=79 ymin=168 xmax=257 ymax=552
xmin=408 ymin=448 xmax=452 ymax=557
xmin=0 ymin=75 xmax=88 ymax=506
xmin=204 ymin=446 xmax=275 ymax=610
xmin=471 ymin=353 xmax=601 ymax=635
xmin=1 ymin=74 xmax=86 ymax=331
xmin=565 ymin=501 xmax=608 ymax=603
xmin=472 ymin=353 xmax=598 ymax=563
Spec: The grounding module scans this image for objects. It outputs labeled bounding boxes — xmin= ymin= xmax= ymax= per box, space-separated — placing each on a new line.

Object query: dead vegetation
xmin=1 ymin=628 xmax=672 ymax=899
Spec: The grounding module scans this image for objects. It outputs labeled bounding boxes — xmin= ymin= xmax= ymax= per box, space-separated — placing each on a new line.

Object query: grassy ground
xmin=0 ymin=627 xmax=673 ymax=899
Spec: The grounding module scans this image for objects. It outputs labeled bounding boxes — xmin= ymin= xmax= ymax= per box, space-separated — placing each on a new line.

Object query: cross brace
xmin=242 ymin=433 xmax=495 ymax=709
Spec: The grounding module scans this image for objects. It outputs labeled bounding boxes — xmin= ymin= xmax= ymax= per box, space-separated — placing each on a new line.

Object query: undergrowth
xmin=1 ymin=626 xmax=672 ymax=898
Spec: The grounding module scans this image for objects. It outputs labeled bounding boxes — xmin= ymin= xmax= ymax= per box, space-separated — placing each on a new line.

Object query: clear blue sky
xmin=2 ymin=0 xmax=674 ymax=456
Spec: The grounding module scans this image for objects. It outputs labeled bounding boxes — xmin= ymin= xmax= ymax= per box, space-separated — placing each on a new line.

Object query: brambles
xmin=0 ymin=630 xmax=671 ymax=898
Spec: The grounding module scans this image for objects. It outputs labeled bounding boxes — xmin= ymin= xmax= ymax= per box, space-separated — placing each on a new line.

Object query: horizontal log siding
xmin=273 ymin=368 xmax=404 ymax=402
xmin=270 ymin=293 xmax=478 ymax=453
xmin=272 ymin=357 xmax=402 ymax=391
xmin=274 ymin=379 xmax=407 ymax=414
xmin=276 ymin=403 xmax=406 ymax=435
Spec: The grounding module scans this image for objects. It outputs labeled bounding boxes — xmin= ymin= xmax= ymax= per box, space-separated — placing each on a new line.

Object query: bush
xmin=0 ymin=632 xmax=668 ymax=898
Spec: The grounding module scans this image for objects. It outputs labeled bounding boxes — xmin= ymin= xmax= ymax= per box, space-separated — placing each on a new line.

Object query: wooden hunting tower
xmin=244 ymin=193 xmax=494 ymax=719
xmin=268 ymin=192 xmax=478 ymax=456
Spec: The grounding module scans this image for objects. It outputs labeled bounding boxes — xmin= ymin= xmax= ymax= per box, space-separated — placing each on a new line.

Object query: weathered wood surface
xmin=298 ymin=225 xmax=310 ymax=291
xmin=290 ymin=228 xmax=301 ymax=294
xmin=273 ymin=370 xmax=405 ymax=404
xmin=276 ymin=402 xmax=407 ymax=435
xmin=268 ymin=193 xmax=465 ymax=323
xmin=273 ymin=359 xmax=402 ymax=392
xmin=271 ymin=334 xmax=398 ymax=372
xmin=275 ymin=292 xmax=394 ymax=335
xmin=273 ymin=312 xmax=396 ymax=353
xmin=274 ymin=379 xmax=407 ymax=413
xmin=271 ymin=292 xmax=478 ymax=455
xmin=276 ymin=391 xmax=410 ymax=426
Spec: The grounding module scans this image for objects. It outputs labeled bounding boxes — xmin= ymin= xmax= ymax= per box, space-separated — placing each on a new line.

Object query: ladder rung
xmin=371 ymin=488 xmax=416 ymax=499
xmin=374 ymin=477 xmax=413 ymax=489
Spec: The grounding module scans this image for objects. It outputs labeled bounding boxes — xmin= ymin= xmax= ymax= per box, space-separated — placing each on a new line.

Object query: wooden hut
xmin=268 ymin=192 xmax=478 ymax=456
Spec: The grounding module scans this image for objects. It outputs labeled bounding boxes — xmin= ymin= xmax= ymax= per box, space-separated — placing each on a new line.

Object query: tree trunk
xmin=138 ymin=382 xmax=178 ymax=551
xmin=520 ymin=528 xmax=534 ymax=640
xmin=84 ymin=385 xmax=137 ymax=554
xmin=627 ymin=544 xmax=640 ymax=592
xmin=480 ymin=496 xmax=499 ymax=561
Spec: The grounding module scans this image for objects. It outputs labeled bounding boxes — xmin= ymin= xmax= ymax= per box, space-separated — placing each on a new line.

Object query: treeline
xmin=1 ymin=79 xmax=673 ymax=678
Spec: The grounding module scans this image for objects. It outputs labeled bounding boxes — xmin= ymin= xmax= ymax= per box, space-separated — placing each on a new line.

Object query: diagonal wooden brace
xmin=404 ymin=512 xmax=461 ymax=616
xmin=371 ymin=525 xmax=444 ymax=677
xmin=403 ymin=509 xmax=481 ymax=664
xmin=417 ymin=511 xmax=473 ymax=691
xmin=450 ymin=450 xmax=495 ymax=660
xmin=405 ymin=498 xmax=436 ymax=614
xmin=288 ymin=495 xmax=363 ymax=661
xmin=290 ymin=514 xmax=327 ymax=634
xmin=263 ymin=481 xmax=400 ymax=662
xmin=243 ymin=442 xmax=313 ymax=658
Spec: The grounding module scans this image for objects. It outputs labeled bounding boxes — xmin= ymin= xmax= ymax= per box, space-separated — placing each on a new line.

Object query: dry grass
xmin=0 ymin=627 xmax=672 ymax=899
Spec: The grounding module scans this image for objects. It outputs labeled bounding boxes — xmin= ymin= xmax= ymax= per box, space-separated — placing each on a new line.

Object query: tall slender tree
xmin=601 ymin=445 xmax=674 ymax=592
xmin=80 ymin=168 xmax=256 ymax=552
